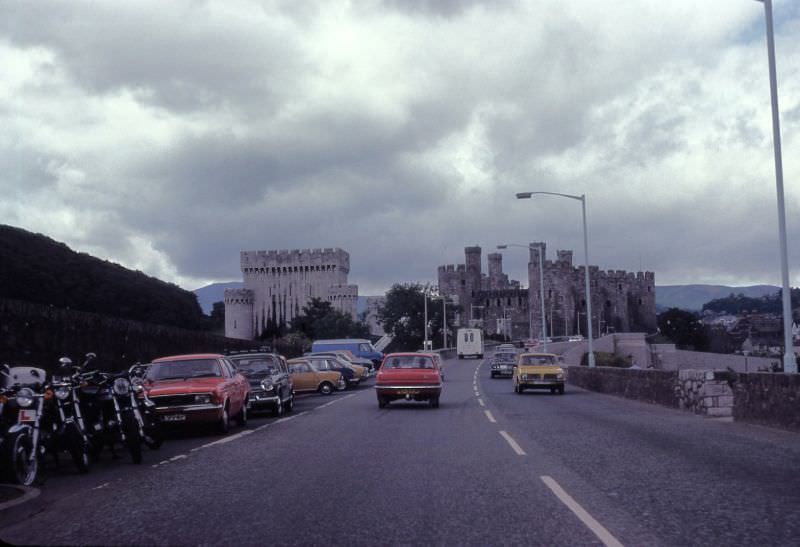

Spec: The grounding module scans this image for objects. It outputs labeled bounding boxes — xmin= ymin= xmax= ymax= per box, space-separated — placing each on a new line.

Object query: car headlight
xmin=492 ymin=365 xmax=498 ymax=369
xmin=54 ymin=386 xmax=71 ymax=400
xmin=113 ymin=378 xmax=131 ymax=396
xmin=556 ymin=373 xmax=565 ymax=380
xmin=260 ymin=380 xmax=275 ymax=391
xmin=16 ymin=388 xmax=35 ymax=408
xmin=194 ymin=394 xmax=213 ymax=404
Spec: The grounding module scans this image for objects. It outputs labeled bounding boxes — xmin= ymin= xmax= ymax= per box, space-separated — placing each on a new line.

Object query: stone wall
xmin=732 ymin=372 xmax=800 ymax=431
xmin=0 ymin=298 xmax=256 ymax=372
xmin=566 ymin=365 xmax=680 ymax=408
xmin=675 ymin=370 xmax=734 ymax=417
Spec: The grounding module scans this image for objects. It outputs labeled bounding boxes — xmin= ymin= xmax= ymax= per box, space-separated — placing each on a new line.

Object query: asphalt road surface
xmin=2 ymin=356 xmax=800 ymax=546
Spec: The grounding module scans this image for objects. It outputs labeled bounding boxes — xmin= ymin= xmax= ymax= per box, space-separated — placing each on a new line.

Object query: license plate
xmin=19 ymin=409 xmax=37 ymax=423
xmin=399 ymin=389 xmax=420 ymax=395
xmin=161 ymin=414 xmax=186 ymax=422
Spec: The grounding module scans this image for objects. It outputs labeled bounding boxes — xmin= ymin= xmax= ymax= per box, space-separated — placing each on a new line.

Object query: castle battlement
xmin=224 ymin=288 xmax=254 ymax=305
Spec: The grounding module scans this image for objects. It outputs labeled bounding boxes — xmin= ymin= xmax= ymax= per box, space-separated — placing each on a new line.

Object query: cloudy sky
xmin=2 ymin=0 xmax=799 ymax=295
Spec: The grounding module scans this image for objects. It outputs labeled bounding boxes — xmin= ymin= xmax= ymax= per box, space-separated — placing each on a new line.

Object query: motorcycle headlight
xmin=113 ymin=378 xmax=131 ymax=396
xmin=54 ymin=386 xmax=71 ymax=400
xmin=16 ymin=388 xmax=34 ymax=408
xmin=194 ymin=394 xmax=212 ymax=404
xmin=260 ymin=380 xmax=274 ymax=391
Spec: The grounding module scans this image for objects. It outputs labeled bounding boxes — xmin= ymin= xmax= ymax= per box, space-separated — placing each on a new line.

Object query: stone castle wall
xmin=226 ymin=247 xmax=359 ymax=340
xmin=439 ymin=244 xmax=655 ymax=340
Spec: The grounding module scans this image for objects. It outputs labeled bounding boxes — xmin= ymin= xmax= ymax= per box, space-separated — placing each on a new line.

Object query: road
xmin=2 ymin=356 xmax=800 ymax=546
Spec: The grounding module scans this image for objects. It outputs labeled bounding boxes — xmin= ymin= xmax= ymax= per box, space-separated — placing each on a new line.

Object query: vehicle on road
xmin=567 ymin=335 xmax=584 ymax=342
xmin=287 ymin=359 xmax=345 ymax=395
xmin=228 ymin=351 xmax=294 ymax=416
xmin=307 ymin=352 xmax=370 ymax=381
xmin=145 ymin=354 xmax=249 ymax=435
xmin=512 ymin=353 xmax=565 ymax=394
xmin=376 ymin=353 xmax=442 ymax=408
xmin=311 ymin=339 xmax=384 ymax=368
xmin=305 ymin=356 xmax=358 ymax=389
xmin=496 ymin=343 xmax=517 ymax=352
xmin=457 ymin=328 xmax=483 ymax=359
xmin=489 ymin=351 xmax=517 ymax=378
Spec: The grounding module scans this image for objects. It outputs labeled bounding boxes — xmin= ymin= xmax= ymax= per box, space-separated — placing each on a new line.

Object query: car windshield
xmin=519 ymin=355 xmax=557 ymax=366
xmin=147 ymin=359 xmax=222 ymax=381
xmin=384 ymin=356 xmax=434 ymax=369
xmin=495 ymin=353 xmax=516 ymax=361
xmin=232 ymin=358 xmax=278 ymax=377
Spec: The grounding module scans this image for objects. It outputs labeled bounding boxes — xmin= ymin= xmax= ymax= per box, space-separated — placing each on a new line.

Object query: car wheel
xmin=491 ymin=373 xmax=496 ymax=379
xmin=319 ymin=382 xmax=334 ymax=395
xmin=236 ymin=399 xmax=248 ymax=427
xmin=430 ymin=397 xmax=440 ymax=409
xmin=558 ymin=386 xmax=565 ymax=395
xmin=378 ymin=396 xmax=387 ymax=409
xmin=274 ymin=394 xmax=284 ymax=417
xmin=283 ymin=395 xmax=294 ymax=413
xmin=217 ymin=404 xmax=230 ymax=435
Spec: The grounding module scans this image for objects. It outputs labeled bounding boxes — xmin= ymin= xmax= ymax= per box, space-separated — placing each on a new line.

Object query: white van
xmin=457 ymin=328 xmax=483 ymax=359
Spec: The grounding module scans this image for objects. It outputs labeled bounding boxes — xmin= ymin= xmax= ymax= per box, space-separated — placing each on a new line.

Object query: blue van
xmin=311 ymin=339 xmax=384 ymax=367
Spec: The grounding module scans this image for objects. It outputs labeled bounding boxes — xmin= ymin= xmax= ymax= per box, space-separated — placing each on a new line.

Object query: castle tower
xmin=488 ymin=252 xmax=503 ymax=290
xmin=224 ymin=288 xmax=255 ymax=340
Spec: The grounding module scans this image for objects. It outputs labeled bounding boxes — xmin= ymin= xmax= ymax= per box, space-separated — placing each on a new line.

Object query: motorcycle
xmin=129 ymin=363 xmax=163 ymax=450
xmin=43 ymin=356 xmax=93 ymax=473
xmin=0 ymin=364 xmax=47 ymax=486
xmin=77 ymin=359 xmax=144 ymax=464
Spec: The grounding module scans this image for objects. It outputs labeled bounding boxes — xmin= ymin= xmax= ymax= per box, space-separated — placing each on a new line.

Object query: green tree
xmin=657 ymin=308 xmax=708 ymax=350
xmin=378 ymin=283 xmax=460 ymax=352
xmin=207 ymin=301 xmax=225 ymax=332
xmin=289 ymin=298 xmax=370 ymax=340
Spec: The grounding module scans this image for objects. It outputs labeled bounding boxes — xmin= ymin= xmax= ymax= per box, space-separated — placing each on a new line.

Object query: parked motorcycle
xmin=43 ymin=356 xmax=93 ymax=473
xmin=0 ymin=364 xmax=47 ymax=486
xmin=129 ymin=363 xmax=163 ymax=450
xmin=77 ymin=359 xmax=144 ymax=464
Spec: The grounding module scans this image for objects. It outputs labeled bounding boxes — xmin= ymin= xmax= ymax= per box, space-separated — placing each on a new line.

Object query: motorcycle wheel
xmin=3 ymin=430 xmax=39 ymax=486
xmin=66 ymin=424 xmax=90 ymax=474
xmin=143 ymin=426 xmax=163 ymax=450
xmin=121 ymin=411 xmax=143 ymax=464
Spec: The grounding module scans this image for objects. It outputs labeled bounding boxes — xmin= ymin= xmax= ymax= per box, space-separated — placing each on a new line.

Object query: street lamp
xmin=754 ymin=0 xmax=795 ymax=373
xmin=516 ymin=191 xmax=595 ymax=367
xmin=430 ymin=293 xmax=451 ymax=349
xmin=423 ymin=287 xmax=431 ymax=351
xmin=497 ymin=243 xmax=547 ymax=352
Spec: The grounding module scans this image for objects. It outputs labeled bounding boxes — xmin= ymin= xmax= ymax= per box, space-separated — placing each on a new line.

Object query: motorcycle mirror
xmin=85 ymin=352 xmax=97 ymax=361
xmin=59 ymin=357 xmax=73 ymax=367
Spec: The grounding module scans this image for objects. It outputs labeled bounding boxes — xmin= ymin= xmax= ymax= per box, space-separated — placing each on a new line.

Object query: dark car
xmin=228 ymin=352 xmax=294 ymax=416
xmin=304 ymin=356 xmax=359 ymax=389
xmin=489 ymin=351 xmax=518 ymax=378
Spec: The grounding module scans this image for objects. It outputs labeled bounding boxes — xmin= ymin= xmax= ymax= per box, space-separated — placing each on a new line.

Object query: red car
xmin=144 ymin=354 xmax=249 ymax=434
xmin=375 ymin=352 xmax=443 ymax=409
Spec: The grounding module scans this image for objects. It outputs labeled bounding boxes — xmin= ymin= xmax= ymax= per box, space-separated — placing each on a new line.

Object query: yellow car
xmin=513 ymin=353 xmax=565 ymax=395
xmin=287 ymin=358 xmax=346 ymax=395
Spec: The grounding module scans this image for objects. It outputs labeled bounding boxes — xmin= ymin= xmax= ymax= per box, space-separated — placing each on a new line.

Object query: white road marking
xmin=318 ymin=393 xmax=357 ymax=409
xmin=478 ymin=398 xmax=485 ymax=407
xmin=158 ymin=459 xmax=170 ymax=465
xmin=540 ymin=476 xmax=624 ymax=547
xmin=169 ymin=454 xmax=187 ymax=462
xmin=499 ymin=430 xmax=526 ymax=456
xmin=276 ymin=410 xmax=308 ymax=424
xmin=484 ymin=410 xmax=496 ymax=423
xmin=92 ymin=482 xmax=110 ymax=490
xmin=151 ymin=464 xmax=160 ymax=468
xmin=474 ymin=391 xmax=480 ymax=397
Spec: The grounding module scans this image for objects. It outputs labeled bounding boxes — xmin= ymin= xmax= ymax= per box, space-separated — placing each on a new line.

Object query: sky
xmin=2 ymin=0 xmax=799 ymax=295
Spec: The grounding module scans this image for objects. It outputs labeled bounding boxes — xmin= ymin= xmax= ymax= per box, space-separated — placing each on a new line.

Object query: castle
xmin=437 ymin=244 xmax=656 ymax=340
xmin=225 ymin=248 xmax=358 ymax=340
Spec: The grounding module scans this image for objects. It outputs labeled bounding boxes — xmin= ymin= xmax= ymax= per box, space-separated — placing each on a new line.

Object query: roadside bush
xmin=580 ymin=351 xmax=632 ymax=367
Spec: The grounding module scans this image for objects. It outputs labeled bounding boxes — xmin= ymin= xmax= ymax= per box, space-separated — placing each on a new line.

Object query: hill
xmin=0 ymin=224 xmax=206 ymax=329
xmin=655 ymin=284 xmax=779 ymax=311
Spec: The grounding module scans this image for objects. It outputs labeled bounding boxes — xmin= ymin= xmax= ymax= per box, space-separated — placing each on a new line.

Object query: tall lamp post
xmin=516 ymin=191 xmax=595 ymax=367
xmin=497 ymin=243 xmax=547 ymax=353
xmin=755 ymin=0 xmax=795 ymax=373
xmin=423 ymin=287 xmax=430 ymax=351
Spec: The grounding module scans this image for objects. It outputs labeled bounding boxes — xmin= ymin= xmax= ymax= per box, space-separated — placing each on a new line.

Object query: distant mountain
xmin=193 ymin=282 xmax=375 ymax=317
xmin=0 ymin=224 xmax=207 ymax=329
xmin=656 ymin=284 xmax=780 ymax=312
xmin=193 ymin=281 xmax=243 ymax=314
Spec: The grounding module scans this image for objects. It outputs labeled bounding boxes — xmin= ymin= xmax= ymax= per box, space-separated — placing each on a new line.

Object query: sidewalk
xmin=0 ymin=484 xmax=42 ymax=528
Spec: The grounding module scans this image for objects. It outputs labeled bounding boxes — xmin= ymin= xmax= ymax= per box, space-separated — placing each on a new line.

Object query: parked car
xmin=324 ymin=350 xmax=375 ymax=374
xmin=311 ymin=339 xmax=384 ymax=368
xmin=227 ymin=351 xmax=294 ymax=416
xmin=286 ymin=359 xmax=345 ymax=395
xmin=304 ymin=356 xmax=359 ymax=388
xmin=307 ymin=352 xmax=370 ymax=380
xmin=489 ymin=351 xmax=517 ymax=378
xmin=144 ymin=354 xmax=249 ymax=434
xmin=512 ymin=353 xmax=565 ymax=395
xmin=376 ymin=353 xmax=442 ymax=408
